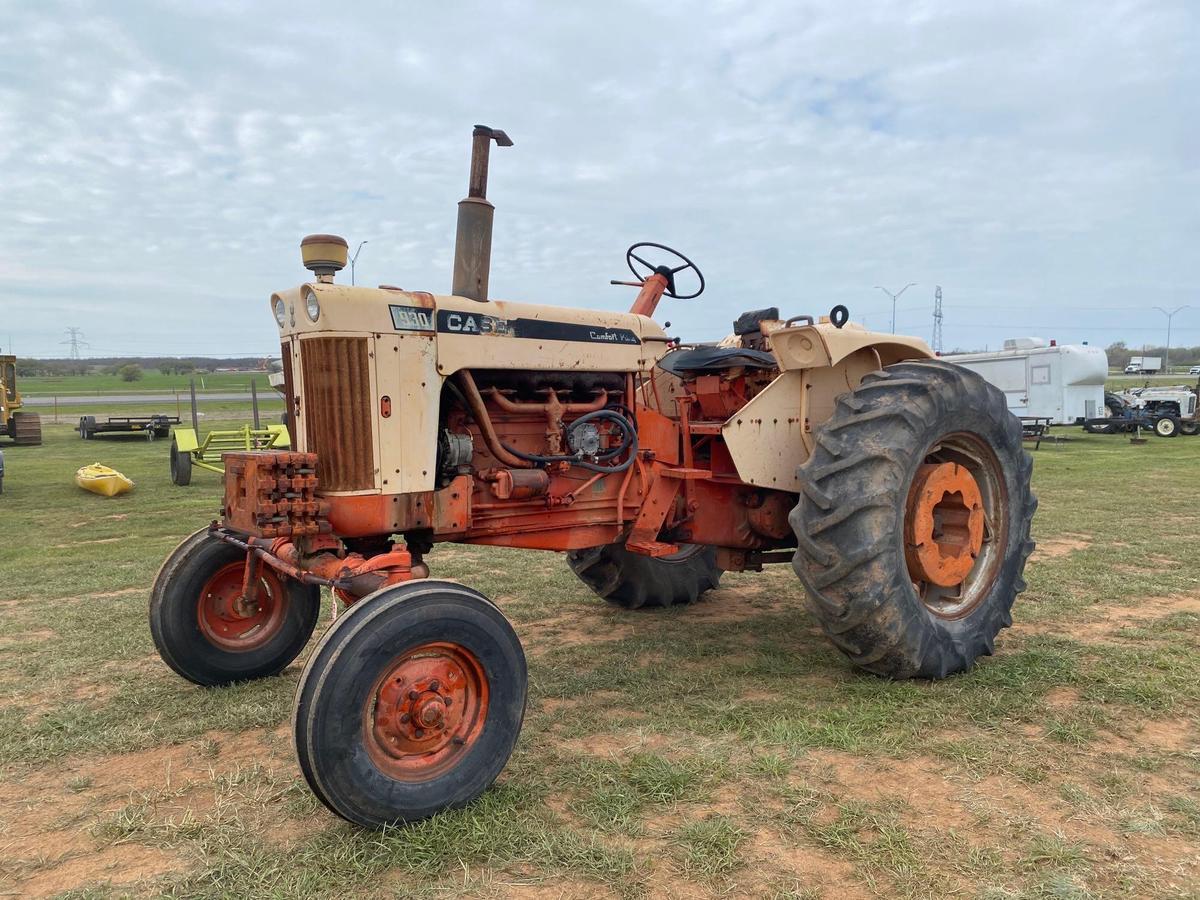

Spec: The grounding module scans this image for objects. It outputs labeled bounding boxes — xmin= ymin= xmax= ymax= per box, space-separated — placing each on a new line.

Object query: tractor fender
xmin=723 ymin=326 xmax=934 ymax=493
xmin=173 ymin=428 xmax=201 ymax=453
xmin=770 ymin=322 xmax=934 ymax=372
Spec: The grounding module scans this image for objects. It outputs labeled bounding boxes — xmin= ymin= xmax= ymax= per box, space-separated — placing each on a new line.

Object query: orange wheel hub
xmin=196 ymin=561 xmax=287 ymax=651
xmin=904 ymin=462 xmax=985 ymax=588
xmin=364 ymin=642 xmax=489 ymax=781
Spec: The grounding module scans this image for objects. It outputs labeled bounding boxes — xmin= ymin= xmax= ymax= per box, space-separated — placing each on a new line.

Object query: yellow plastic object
xmin=75 ymin=463 xmax=134 ymax=497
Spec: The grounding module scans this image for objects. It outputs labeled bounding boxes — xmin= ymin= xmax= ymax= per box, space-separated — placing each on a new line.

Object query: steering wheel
xmin=626 ymin=242 xmax=705 ymax=300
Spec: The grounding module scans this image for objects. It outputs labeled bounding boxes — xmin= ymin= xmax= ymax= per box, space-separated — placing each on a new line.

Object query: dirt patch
xmin=560 ymin=731 xmax=677 ymax=758
xmin=492 ymin=879 xmax=615 ymax=899
xmin=1044 ymin=686 xmax=1081 ymax=708
xmin=745 ymin=829 xmax=870 ymax=899
xmin=1031 ymin=534 xmax=1091 ymax=561
xmin=13 ymin=842 xmax=178 ymax=898
xmin=1018 ymin=591 xmax=1200 ymax=642
xmin=804 ymin=752 xmax=974 ymax=829
xmin=520 ymin=614 xmax=635 ymax=655
xmin=1106 ymin=716 xmax=1197 ymax=756
xmin=0 ymin=728 xmax=290 ymax=897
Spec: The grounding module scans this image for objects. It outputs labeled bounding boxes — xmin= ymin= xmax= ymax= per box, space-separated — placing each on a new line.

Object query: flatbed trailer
xmin=79 ymin=414 xmax=180 ymax=440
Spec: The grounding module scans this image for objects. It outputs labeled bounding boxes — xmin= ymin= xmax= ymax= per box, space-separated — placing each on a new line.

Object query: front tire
xmin=791 ymin=360 xmax=1036 ymax=680
xmin=150 ymin=529 xmax=320 ymax=686
xmin=1154 ymin=416 xmax=1179 ymax=438
xmin=567 ymin=542 xmax=722 ymax=609
xmin=293 ymin=580 xmax=527 ymax=828
xmin=170 ymin=438 xmax=193 ymax=485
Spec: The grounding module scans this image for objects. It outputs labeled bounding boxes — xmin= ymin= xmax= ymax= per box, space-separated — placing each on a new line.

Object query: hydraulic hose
xmin=502 ymin=409 xmax=638 ymax=473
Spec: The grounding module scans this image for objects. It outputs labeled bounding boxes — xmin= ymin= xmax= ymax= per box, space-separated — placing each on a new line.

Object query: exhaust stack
xmin=451 ymin=125 xmax=512 ymax=301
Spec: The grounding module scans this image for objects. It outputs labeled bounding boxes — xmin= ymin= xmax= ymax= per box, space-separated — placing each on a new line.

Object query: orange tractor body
xmin=151 ymin=126 xmax=1036 ymax=828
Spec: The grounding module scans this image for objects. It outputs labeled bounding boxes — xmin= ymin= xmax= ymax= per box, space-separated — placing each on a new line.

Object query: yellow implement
xmin=75 ymin=463 xmax=134 ymax=497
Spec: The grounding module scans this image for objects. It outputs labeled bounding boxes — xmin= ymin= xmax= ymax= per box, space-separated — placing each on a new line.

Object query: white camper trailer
xmin=943 ymin=339 xmax=1108 ymax=425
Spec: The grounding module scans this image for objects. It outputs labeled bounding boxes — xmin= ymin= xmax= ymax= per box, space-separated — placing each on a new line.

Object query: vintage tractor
xmin=1 ymin=355 xmax=43 ymax=447
xmin=150 ymin=126 xmax=1036 ymax=828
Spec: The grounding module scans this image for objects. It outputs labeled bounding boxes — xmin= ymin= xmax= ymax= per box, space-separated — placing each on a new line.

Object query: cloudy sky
xmin=1 ymin=0 xmax=1196 ymax=358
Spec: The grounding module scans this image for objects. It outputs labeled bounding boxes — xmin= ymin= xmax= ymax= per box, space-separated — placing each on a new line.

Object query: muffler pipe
xmin=451 ymin=124 xmax=513 ymax=301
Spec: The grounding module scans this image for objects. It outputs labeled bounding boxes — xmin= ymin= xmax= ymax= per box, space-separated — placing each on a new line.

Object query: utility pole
xmin=350 ymin=240 xmax=369 ymax=286
xmin=874 ymin=283 xmax=917 ymax=333
xmin=1152 ymin=305 xmax=1188 ymax=374
xmin=61 ymin=327 xmax=88 ymax=360
xmin=932 ymin=286 xmax=944 ymax=354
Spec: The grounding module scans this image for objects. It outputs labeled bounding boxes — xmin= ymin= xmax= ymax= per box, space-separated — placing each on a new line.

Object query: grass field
xmin=1 ymin=421 xmax=1198 ymax=898
xmin=19 ymin=372 xmax=269 ymax=396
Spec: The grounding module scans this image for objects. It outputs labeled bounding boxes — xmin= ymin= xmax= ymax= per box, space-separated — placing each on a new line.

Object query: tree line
xmin=1105 ymin=342 xmax=1200 ymax=369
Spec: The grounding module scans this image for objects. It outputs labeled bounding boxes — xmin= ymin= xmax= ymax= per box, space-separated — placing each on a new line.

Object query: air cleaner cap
xmin=300 ymin=234 xmax=348 ymax=279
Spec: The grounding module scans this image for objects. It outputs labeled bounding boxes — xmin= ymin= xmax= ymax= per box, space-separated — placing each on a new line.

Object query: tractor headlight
xmin=273 ymin=297 xmax=286 ymax=327
xmin=304 ymin=289 xmax=321 ymax=322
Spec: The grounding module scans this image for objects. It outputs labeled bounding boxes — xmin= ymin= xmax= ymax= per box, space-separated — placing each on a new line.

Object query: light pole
xmin=1153 ymin=305 xmax=1188 ymax=374
xmin=350 ymin=240 xmax=369 ymax=286
xmin=875 ymin=283 xmax=917 ymax=333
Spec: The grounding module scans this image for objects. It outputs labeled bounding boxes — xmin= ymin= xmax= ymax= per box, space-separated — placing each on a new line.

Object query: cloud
xmin=0 ymin=0 xmax=1197 ymax=357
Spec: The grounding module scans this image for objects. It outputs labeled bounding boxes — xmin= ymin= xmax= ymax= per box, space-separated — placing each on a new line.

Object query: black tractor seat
xmin=658 ymin=346 xmax=778 ymax=375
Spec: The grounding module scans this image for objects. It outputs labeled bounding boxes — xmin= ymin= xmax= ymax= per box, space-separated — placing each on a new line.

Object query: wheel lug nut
xmin=444 ymin=697 xmax=453 ymax=707
xmin=414 ymin=728 xmax=425 ymax=738
xmin=408 ymin=690 xmax=419 ymax=701
xmin=400 ymin=713 xmax=410 ymax=723
xmin=429 ymin=679 xmax=440 ymax=691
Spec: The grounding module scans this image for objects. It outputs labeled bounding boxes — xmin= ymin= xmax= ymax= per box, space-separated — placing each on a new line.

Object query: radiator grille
xmin=299 ymin=336 xmax=374 ymax=491
xmin=280 ymin=340 xmax=296 ymax=447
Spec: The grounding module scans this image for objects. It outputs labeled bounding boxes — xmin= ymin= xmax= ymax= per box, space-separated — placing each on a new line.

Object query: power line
xmin=932 ymin=286 xmax=943 ymax=354
xmin=874 ymin=283 xmax=917 ymax=333
xmin=61 ymin=327 xmax=88 ymax=359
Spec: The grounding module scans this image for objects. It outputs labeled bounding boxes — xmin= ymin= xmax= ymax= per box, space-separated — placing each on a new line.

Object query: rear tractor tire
xmin=567 ymin=542 xmax=722 ymax=609
xmin=791 ymin=360 xmax=1037 ymax=680
xmin=150 ymin=528 xmax=320 ymax=686
xmin=9 ymin=412 xmax=41 ymax=446
xmin=293 ymin=580 xmax=527 ymax=828
xmin=170 ymin=438 xmax=193 ymax=486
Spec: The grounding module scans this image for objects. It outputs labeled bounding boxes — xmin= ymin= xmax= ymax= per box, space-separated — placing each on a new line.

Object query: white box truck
xmin=1124 ymin=356 xmax=1162 ymax=374
xmin=943 ymin=339 xmax=1108 ymax=425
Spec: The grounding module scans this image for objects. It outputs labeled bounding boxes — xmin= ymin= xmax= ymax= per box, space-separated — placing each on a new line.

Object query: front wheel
xmin=293 ymin=581 xmax=527 ymax=827
xmin=791 ymin=360 xmax=1037 ymax=680
xmin=170 ymin=438 xmax=193 ymax=486
xmin=1180 ymin=420 xmax=1199 ymax=436
xmin=1154 ymin=416 xmax=1179 ymax=438
xmin=150 ymin=529 xmax=320 ymax=686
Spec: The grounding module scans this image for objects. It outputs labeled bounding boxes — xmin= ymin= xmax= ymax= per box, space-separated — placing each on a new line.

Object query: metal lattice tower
xmin=62 ymin=326 xmax=88 ymax=359
xmin=932 ymin=286 xmax=943 ymax=354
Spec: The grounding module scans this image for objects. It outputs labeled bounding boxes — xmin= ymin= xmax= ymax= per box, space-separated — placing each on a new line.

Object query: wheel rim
xmin=903 ymin=433 xmax=1007 ymax=619
xmin=1156 ymin=419 xmax=1173 ymax=436
xmin=363 ymin=642 xmax=489 ymax=782
xmin=196 ymin=561 xmax=288 ymax=651
xmin=662 ymin=543 xmax=706 ymax=563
